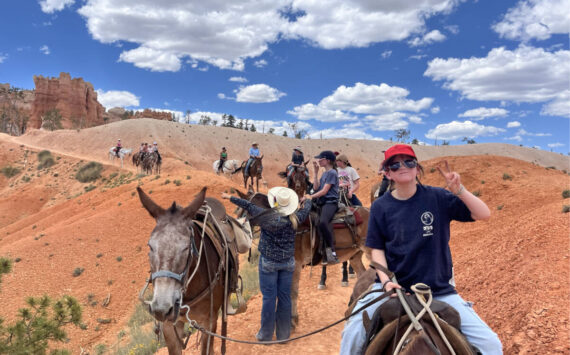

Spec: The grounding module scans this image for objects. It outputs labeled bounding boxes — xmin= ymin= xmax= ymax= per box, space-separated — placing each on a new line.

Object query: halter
xmin=149 ymin=227 xmax=199 ymax=284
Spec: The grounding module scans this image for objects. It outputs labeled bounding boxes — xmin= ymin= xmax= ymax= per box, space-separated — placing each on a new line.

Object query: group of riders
xmin=114 ymin=139 xmax=162 ymax=164
xmin=222 ymin=142 xmax=502 ymax=354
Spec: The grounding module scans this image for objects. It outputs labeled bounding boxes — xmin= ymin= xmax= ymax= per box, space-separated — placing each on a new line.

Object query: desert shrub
xmin=114 ymin=326 xmax=161 ymax=355
xmin=174 ymin=180 xmax=181 ymax=186
xmin=481 ymin=180 xmax=485 ymax=184
xmin=563 ymin=190 xmax=570 ymax=199
xmin=1 ymin=165 xmax=20 ymax=178
xmin=96 ymin=318 xmax=112 ymax=324
xmin=163 ymin=179 xmax=170 ymax=185
xmin=84 ymin=185 xmax=96 ymax=192
xmin=127 ymin=303 xmax=154 ymax=328
xmin=116 ymin=256 xmax=123 ymax=262
xmin=37 ymin=150 xmax=55 ymax=169
xmin=109 ymin=172 xmax=118 ymax=179
xmin=563 ymin=205 xmax=570 ymax=213
xmin=22 ymin=175 xmax=31 ymax=182
xmin=430 ymin=167 xmax=436 ymax=173
xmin=75 ymin=162 xmax=103 ymax=183
xmin=472 ymin=190 xmax=481 ymax=197
xmin=497 ymin=204 xmax=504 ymax=210
xmin=0 ymin=290 xmax=82 ymax=354
xmin=94 ymin=344 xmax=107 ymax=355
xmin=0 ymin=257 xmax=13 ymax=287
xmin=72 ymin=267 xmax=85 ymax=277
xmin=502 ymin=173 xmax=512 ymax=181
xmin=546 ymin=166 xmax=556 ymax=170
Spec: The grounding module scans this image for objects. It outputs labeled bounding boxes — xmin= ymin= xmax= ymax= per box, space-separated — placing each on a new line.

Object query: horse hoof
xmin=317 ymin=284 xmax=326 ymax=290
xmin=348 ymin=273 xmax=356 ymax=279
xmin=341 ymin=281 xmax=349 ymax=287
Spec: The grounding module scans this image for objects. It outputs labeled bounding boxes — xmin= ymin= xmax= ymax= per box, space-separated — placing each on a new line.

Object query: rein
xmin=182 ymin=289 xmax=395 ymax=345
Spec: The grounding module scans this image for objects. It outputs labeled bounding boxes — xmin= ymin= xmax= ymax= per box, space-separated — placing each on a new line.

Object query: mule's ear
xmin=182 ymin=187 xmax=207 ymax=219
xmin=137 ymin=187 xmax=165 ymax=219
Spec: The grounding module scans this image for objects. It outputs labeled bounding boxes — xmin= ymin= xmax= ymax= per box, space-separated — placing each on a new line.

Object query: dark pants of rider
xmin=318 ymin=203 xmax=337 ymax=252
xmin=349 ymin=194 xmax=362 ymax=206
xmin=257 ymin=256 xmax=294 ymax=341
xmin=219 ymin=159 xmax=226 ymax=171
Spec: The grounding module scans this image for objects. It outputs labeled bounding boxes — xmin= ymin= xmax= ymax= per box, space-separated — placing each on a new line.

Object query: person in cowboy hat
xmin=340 ymin=144 xmax=501 ymax=354
xmin=151 ymin=141 xmax=162 ymax=163
xmin=222 ymin=187 xmax=312 ymax=342
xmin=301 ymin=150 xmax=340 ymax=265
xmin=336 ymin=153 xmax=362 ymax=206
xmin=286 ymin=146 xmax=311 ymax=189
xmin=244 ymin=142 xmax=262 ymax=177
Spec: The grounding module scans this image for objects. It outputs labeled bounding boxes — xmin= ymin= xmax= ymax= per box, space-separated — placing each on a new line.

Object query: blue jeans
xmin=340 ymin=283 xmax=503 ymax=355
xmin=257 ymin=256 xmax=295 ymax=341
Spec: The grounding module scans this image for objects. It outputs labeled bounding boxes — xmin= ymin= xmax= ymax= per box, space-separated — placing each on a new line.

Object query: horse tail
xmin=232 ymin=166 xmax=242 ymax=174
xmin=277 ymin=171 xmax=287 ymax=179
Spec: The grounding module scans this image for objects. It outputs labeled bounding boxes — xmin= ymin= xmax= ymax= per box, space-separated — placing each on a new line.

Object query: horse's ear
xmin=304 ymin=159 xmax=310 ymax=166
xmin=182 ymin=187 xmax=207 ymax=219
xmin=137 ymin=187 xmax=165 ymax=219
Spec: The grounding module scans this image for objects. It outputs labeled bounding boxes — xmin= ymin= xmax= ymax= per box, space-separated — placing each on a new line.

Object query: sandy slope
xmin=0 ymin=120 xmax=568 ymax=354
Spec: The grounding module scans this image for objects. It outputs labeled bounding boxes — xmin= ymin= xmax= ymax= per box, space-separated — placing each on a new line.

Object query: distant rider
xmin=245 ymin=142 xmax=262 ymax=177
xmin=115 ymin=139 xmax=122 ymax=157
xmin=219 ymin=147 xmax=228 ymax=173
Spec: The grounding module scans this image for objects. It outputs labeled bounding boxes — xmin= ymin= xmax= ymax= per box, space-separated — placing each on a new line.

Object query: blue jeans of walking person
xmin=257 ymin=255 xmax=295 ymax=341
xmin=340 ymin=282 xmax=503 ymax=355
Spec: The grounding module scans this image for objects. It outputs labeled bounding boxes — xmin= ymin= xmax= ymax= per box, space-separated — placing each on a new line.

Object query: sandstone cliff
xmin=134 ymin=108 xmax=174 ymax=121
xmin=30 ymin=72 xmax=105 ymax=130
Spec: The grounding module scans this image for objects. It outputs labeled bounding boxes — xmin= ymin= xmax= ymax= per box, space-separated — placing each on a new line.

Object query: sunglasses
xmin=387 ymin=159 xmax=417 ymax=172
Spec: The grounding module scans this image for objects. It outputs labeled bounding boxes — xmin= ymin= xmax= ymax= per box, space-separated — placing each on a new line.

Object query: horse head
xmin=137 ymin=186 xmax=207 ymax=322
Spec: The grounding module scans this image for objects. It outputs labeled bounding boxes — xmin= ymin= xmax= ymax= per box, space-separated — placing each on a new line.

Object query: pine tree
xmin=250 ymin=124 xmax=256 ymax=132
xmin=42 ymin=109 xmax=63 ymax=131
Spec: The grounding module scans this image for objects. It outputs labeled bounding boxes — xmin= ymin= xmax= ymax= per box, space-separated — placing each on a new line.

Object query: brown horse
xmin=137 ymin=187 xmax=237 ymax=355
xmin=241 ymin=156 xmax=263 ymax=191
xmin=370 ymin=176 xmax=390 ymax=204
xmin=235 ymin=189 xmax=369 ymax=328
xmin=277 ymin=161 xmax=310 ymax=199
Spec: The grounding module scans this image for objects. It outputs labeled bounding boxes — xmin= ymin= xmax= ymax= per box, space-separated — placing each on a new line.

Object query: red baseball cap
xmin=382 ymin=144 xmax=417 ymax=168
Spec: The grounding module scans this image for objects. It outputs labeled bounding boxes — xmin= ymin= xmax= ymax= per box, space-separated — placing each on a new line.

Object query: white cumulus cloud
xmin=507 ymin=121 xmax=521 ymax=128
xmin=119 ymin=47 xmax=181 ymax=72
xmin=253 ymin=59 xmax=268 ymax=68
xmin=547 ymin=142 xmax=564 ymax=147
xmin=235 ymin=84 xmax=286 ymax=103
xmin=425 ymin=45 xmax=570 ymax=106
xmin=458 ymin=107 xmax=509 ymax=120
xmin=431 ymin=106 xmax=440 ymax=114
xmin=493 ymin=0 xmax=570 ymax=41
xmin=541 ymin=90 xmax=570 ymax=118
xmin=425 ymin=120 xmax=505 ymax=140
xmin=96 ymin=90 xmax=140 ymax=108
xmin=287 ymin=103 xmax=356 ymax=122
xmin=77 ymin=0 xmax=463 ymax=72
xmin=39 ymin=0 xmax=74 ymax=13
xmin=0 ymin=53 xmax=7 ymax=63
xmin=408 ymin=30 xmax=446 ymax=47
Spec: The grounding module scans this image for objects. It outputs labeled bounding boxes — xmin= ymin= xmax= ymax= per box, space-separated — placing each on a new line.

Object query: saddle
xmin=362 ymin=292 xmax=476 ymax=355
xmin=332 ymin=204 xmax=363 ymax=229
xmin=194 ymin=198 xmax=247 ymax=314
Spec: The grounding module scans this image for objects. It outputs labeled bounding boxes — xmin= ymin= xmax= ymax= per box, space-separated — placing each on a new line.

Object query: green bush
xmin=72 ymin=267 xmax=85 ymax=277
xmin=37 ymin=150 xmax=55 ymax=170
xmin=0 ymin=289 xmax=82 ymax=354
xmin=497 ymin=204 xmax=504 ymax=210
xmin=75 ymin=162 xmax=103 ymax=183
xmin=472 ymin=190 xmax=481 ymax=197
xmin=84 ymin=185 xmax=96 ymax=192
xmin=502 ymin=173 xmax=512 ymax=181
xmin=563 ymin=205 xmax=570 ymax=213
xmin=563 ymin=190 xmax=570 ymax=199
xmin=1 ymin=165 xmax=20 ymax=178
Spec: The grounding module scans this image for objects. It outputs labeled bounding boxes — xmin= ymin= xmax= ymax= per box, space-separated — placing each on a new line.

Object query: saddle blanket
xmin=332 ymin=206 xmax=363 ymax=229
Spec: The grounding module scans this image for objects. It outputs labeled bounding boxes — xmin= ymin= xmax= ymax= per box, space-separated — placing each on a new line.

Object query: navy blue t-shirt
xmin=316 ymin=169 xmax=339 ymax=205
xmin=366 ymin=184 xmax=474 ymax=296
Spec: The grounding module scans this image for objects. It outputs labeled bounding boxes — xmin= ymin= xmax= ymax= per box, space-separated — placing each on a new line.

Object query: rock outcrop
xmin=30 ymin=72 xmax=105 ymax=130
xmin=134 ymin=109 xmax=174 ymax=121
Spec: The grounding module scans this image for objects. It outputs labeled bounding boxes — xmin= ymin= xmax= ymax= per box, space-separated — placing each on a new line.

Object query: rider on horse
xmin=301 ymin=150 xmax=340 ymax=265
xmin=336 ymin=153 xmax=362 ymax=206
xmin=151 ymin=142 xmax=162 ymax=163
xmin=219 ymin=147 xmax=228 ymax=173
xmin=115 ymin=139 xmax=122 ymax=157
xmin=287 ymin=146 xmax=311 ymax=190
xmin=244 ymin=142 xmax=262 ymax=177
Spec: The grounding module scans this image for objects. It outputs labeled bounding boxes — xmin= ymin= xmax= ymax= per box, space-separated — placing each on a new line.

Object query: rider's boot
xmin=325 ymin=247 xmax=339 ymax=265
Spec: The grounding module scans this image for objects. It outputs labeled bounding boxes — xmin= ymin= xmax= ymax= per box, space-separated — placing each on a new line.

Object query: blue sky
xmin=1 ymin=0 xmax=569 ymax=153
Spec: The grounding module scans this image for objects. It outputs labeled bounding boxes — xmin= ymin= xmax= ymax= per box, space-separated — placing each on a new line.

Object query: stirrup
xmin=227 ymin=276 xmax=247 ymax=315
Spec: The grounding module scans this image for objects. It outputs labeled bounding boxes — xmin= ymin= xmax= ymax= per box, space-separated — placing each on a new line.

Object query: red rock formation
xmin=30 ymin=72 xmax=105 ymax=130
xmin=134 ymin=109 xmax=174 ymax=121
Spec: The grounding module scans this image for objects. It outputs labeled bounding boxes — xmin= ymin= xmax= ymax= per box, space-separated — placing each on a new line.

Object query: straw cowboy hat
xmin=293 ymin=146 xmax=303 ymax=153
xmin=267 ymin=187 xmax=299 ymax=216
